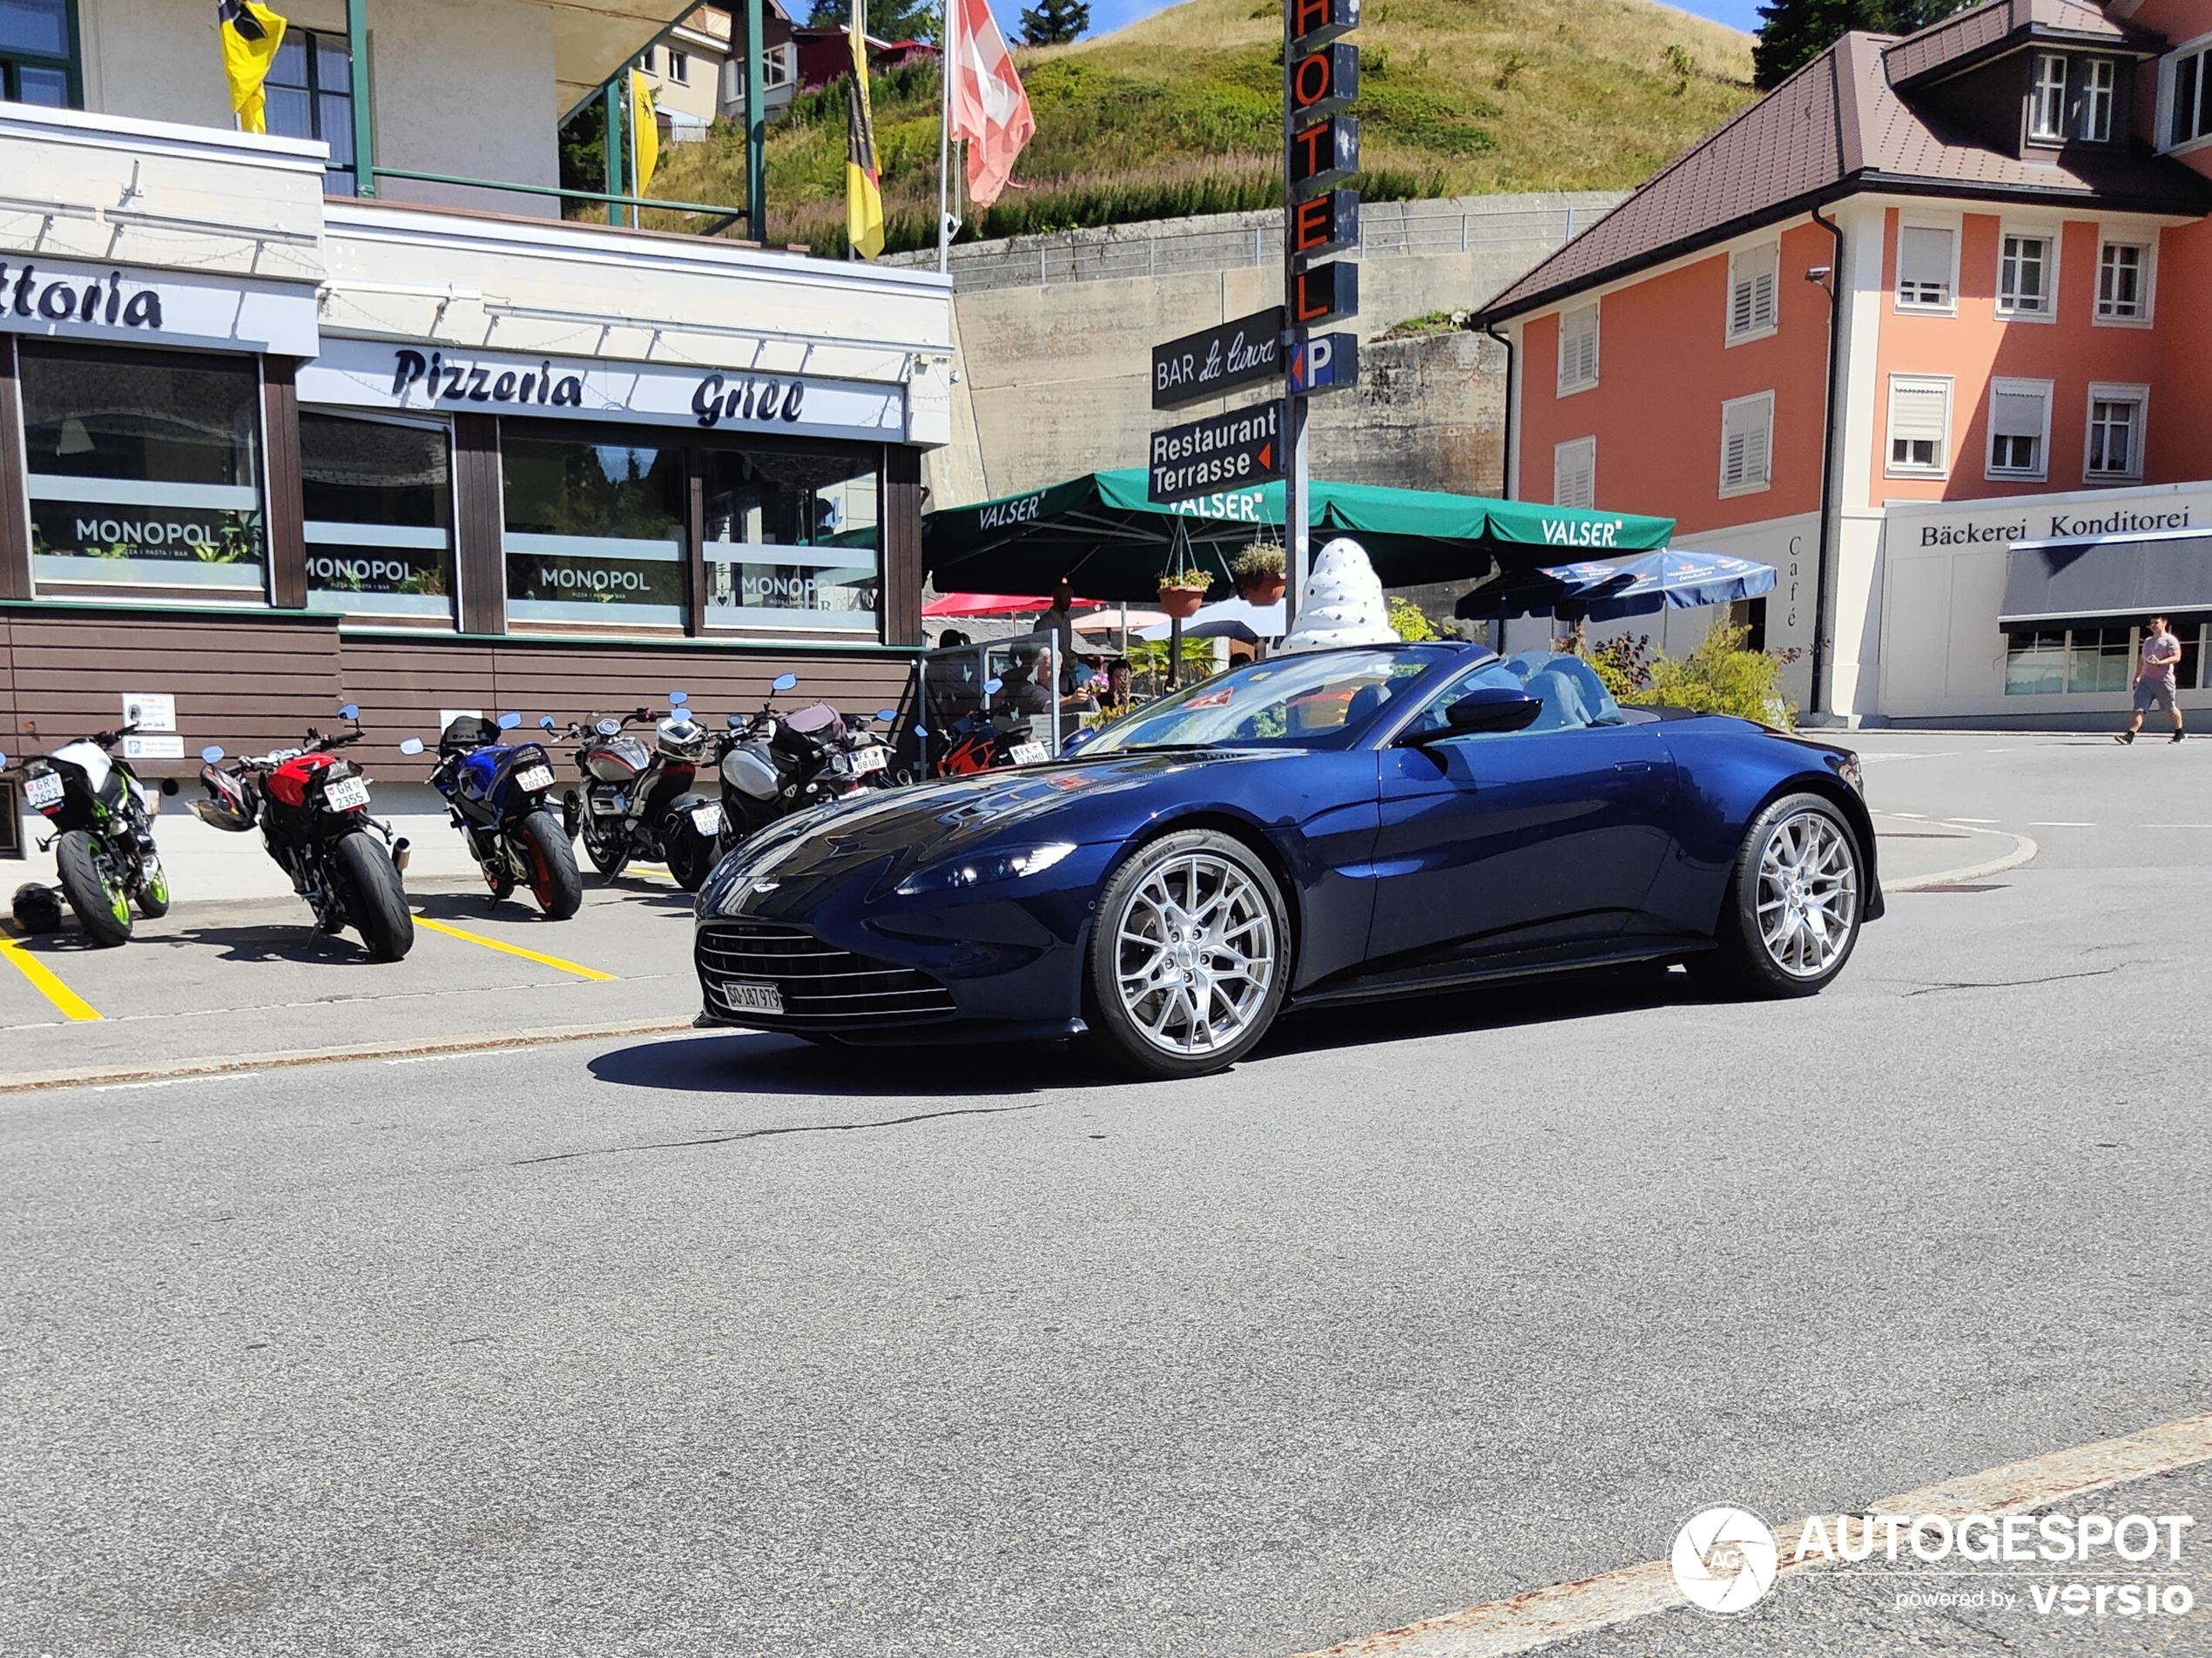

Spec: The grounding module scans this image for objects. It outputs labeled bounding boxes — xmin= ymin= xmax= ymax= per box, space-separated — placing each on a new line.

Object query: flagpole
xmin=938 ymin=0 xmax=952 ymax=273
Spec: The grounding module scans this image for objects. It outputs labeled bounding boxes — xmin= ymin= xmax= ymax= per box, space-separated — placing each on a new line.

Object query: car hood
xmin=717 ymin=748 xmax=1278 ymax=890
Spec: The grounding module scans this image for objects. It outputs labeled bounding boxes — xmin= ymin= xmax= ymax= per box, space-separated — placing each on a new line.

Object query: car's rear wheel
xmin=1692 ymin=792 xmax=1863 ymax=999
xmin=1086 ymin=829 xmax=1288 ymax=1080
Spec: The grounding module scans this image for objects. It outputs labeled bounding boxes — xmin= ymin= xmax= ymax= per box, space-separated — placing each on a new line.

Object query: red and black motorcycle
xmin=192 ymin=704 xmax=415 ymax=961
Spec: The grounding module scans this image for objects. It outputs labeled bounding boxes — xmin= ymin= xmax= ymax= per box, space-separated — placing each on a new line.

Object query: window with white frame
xmin=1557 ymin=305 xmax=1599 ymax=394
xmin=2080 ymin=57 xmax=2115 ymax=139
xmin=1986 ymin=379 xmax=2051 ymax=480
xmin=2032 ymin=54 xmax=2069 ymax=140
xmin=1998 ymin=233 xmax=2054 ymax=316
xmin=1896 ymin=225 xmax=1955 ymax=309
xmin=1553 ymin=437 xmax=1595 ymax=509
xmin=668 ymin=48 xmax=690 ymax=83
xmin=2169 ymin=45 xmax=2212 ymax=147
xmin=1719 ymin=392 xmax=1773 ymax=495
xmin=1887 ymin=375 xmax=1951 ymax=475
xmin=2096 ymin=240 xmax=2150 ymax=320
xmin=2085 ymin=383 xmax=2148 ymax=479
xmin=1728 ymin=243 xmax=1778 ymax=341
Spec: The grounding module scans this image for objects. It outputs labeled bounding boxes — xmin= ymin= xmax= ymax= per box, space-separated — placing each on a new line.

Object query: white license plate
xmin=512 ymin=765 xmax=555 ymax=792
xmin=24 ymin=772 xmax=64 ymax=809
xmin=323 ymin=776 xmax=370 ymax=812
xmin=851 ymin=745 xmax=887 ymax=777
xmin=1008 ymin=741 xmax=1049 ymax=765
xmin=719 ymin=980 xmax=784 ymax=1015
xmin=691 ymin=802 xmax=725 ymax=834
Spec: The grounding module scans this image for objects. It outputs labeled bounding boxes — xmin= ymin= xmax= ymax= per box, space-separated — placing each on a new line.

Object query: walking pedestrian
xmin=2118 ymin=616 xmax=2186 ymax=745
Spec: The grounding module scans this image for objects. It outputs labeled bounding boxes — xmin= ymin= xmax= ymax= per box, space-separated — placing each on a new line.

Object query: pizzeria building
xmin=0 ymin=0 xmax=949 ymax=855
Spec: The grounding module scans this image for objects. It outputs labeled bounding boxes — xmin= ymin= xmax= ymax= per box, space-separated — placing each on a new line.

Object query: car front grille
xmin=696 ymin=920 xmax=957 ymax=1027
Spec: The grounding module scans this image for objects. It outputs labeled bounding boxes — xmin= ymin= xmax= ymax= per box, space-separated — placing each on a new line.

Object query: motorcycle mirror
xmin=201 ymin=745 xmax=226 ymax=763
xmin=914 ymin=725 xmax=929 ymax=738
xmin=877 ymin=708 xmax=899 ymax=723
xmin=538 ymin=715 xmax=556 ymax=731
xmin=496 ymin=711 xmax=523 ymax=730
xmin=983 ymin=677 xmax=1004 ymax=695
xmin=596 ymin=717 xmax=622 ymax=737
xmin=772 ymin=672 xmax=799 ymax=692
xmin=0 ymin=751 xmax=7 ymax=769
xmin=399 ymin=738 xmax=426 ymax=756
xmin=339 ymin=703 xmax=360 ymax=720
xmin=669 ymin=690 xmax=689 ymax=706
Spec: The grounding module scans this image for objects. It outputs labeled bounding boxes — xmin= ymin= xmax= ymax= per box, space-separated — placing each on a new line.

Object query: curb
xmin=1885 ymin=825 xmax=2040 ymax=893
xmin=0 ymin=1016 xmax=702 ymax=1095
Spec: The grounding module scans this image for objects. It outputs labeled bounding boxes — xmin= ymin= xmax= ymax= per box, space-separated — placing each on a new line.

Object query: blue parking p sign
xmin=1290 ymin=333 xmax=1359 ymax=395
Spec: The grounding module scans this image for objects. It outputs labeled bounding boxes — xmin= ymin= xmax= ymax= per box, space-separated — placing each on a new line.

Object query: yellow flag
xmin=219 ymin=0 xmax=287 ymax=135
xmin=843 ymin=14 xmax=885 ymax=259
xmin=631 ymin=70 xmax=659 ymax=198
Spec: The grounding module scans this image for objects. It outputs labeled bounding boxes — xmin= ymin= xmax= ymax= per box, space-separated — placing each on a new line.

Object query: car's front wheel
xmin=1086 ymin=829 xmax=1288 ymax=1080
xmin=1692 ymin=792 xmax=1863 ymax=999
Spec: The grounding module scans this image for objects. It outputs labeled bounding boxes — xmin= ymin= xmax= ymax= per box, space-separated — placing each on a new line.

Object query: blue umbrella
xmin=1136 ymin=596 xmax=1288 ymax=645
xmin=1457 ymin=549 xmax=1775 ymax=621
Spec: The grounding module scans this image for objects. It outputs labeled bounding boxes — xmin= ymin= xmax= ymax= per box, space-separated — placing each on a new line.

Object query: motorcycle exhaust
xmin=392 ymin=837 xmax=412 ymax=873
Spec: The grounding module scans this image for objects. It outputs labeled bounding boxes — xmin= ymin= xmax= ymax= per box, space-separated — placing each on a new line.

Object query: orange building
xmin=1475 ymin=0 xmax=2212 ymax=727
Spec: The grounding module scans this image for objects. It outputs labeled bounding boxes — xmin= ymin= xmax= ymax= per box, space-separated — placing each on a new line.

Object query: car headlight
xmin=1836 ymin=751 xmax=1864 ymax=795
xmin=894 ymin=842 xmax=1077 ymax=897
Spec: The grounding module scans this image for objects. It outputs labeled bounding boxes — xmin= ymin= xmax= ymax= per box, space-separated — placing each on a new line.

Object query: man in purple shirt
xmin=2119 ymin=616 xmax=2185 ymax=745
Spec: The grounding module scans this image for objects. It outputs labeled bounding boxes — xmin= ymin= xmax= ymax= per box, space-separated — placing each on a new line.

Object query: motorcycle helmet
xmin=10 ymin=882 xmax=62 ymax=934
xmin=191 ymin=765 xmax=257 ymax=832
xmin=656 ymin=714 xmax=711 ymax=763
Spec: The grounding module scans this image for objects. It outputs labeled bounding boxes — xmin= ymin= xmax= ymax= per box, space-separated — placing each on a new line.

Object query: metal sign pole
xmin=1280 ymin=1 xmax=1306 ymax=624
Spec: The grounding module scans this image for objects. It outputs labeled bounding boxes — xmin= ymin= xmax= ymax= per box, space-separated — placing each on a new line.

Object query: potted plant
xmin=1231 ymin=543 xmax=1286 ymax=606
xmin=1156 ymin=566 xmax=1213 ymax=619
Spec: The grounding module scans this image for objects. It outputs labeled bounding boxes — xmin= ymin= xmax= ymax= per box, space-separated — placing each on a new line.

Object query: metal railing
xmin=366 ymin=166 xmax=752 ymax=239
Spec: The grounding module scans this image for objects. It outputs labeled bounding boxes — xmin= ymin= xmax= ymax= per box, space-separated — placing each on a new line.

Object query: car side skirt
xmin=1287 ymin=936 xmax=1715 ymax=1010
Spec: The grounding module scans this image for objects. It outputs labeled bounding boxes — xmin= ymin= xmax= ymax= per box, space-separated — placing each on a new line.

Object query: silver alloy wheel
xmin=1754 ymin=808 xmax=1859 ymax=978
xmin=1113 ymin=851 xmax=1277 ymax=1055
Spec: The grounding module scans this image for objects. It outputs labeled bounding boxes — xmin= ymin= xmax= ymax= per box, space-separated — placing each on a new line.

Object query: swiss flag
xmin=948 ymin=0 xmax=1035 ymax=209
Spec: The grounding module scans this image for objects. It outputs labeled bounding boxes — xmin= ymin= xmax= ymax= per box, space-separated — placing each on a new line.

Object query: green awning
xmin=921 ymin=468 xmax=1675 ymax=602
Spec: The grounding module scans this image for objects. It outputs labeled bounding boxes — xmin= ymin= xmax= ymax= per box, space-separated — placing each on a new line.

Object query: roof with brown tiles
xmin=1475 ymin=6 xmax=2211 ymax=325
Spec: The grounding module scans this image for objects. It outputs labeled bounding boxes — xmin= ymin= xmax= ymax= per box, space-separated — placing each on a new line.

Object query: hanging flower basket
xmin=1231 ymin=543 xmax=1286 ymax=605
xmin=1157 ymin=579 xmax=1210 ymax=619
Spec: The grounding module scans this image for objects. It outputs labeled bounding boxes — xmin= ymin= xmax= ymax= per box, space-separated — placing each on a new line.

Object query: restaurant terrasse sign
xmin=297 ymin=336 xmax=907 ymax=442
xmin=1148 ymin=401 xmax=1283 ymax=502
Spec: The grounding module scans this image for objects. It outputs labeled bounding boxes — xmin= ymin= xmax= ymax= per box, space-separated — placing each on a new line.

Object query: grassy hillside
xmin=638 ymin=0 xmax=1755 ymax=256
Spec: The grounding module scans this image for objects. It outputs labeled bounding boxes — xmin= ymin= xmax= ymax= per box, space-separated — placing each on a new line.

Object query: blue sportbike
xmin=399 ymin=712 xmax=582 ymax=919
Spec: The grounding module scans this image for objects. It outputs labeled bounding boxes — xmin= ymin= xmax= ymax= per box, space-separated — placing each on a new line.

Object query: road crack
xmin=511 ymin=1102 xmax=1044 ymax=1165
xmin=1904 ymin=967 xmax=2119 ymax=997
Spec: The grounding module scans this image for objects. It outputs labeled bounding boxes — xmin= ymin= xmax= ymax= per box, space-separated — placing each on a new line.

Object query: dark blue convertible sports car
xmin=694 ymin=642 xmax=1880 ymax=1078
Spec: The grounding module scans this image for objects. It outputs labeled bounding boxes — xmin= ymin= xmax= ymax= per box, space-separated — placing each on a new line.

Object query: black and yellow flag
xmin=843 ymin=7 xmax=885 ymax=259
xmin=219 ymin=0 xmax=287 ymax=134
xmin=631 ymin=70 xmax=659 ymax=196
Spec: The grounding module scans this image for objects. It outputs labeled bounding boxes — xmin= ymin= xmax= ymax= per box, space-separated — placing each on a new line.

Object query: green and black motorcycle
xmin=2 ymin=726 xmax=172 ymax=947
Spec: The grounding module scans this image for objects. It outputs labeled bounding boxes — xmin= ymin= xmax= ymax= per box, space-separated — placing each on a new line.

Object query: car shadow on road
xmin=590 ymin=1029 xmax=1098 ymax=1097
xmin=1254 ymin=963 xmax=1701 ymax=1062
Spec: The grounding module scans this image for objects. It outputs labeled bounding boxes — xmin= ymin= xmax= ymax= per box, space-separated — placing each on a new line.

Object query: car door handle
xmin=1614 ymin=760 xmax=1659 ymax=773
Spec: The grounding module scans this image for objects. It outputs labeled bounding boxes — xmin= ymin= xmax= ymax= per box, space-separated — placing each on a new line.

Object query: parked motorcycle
xmin=397 ymin=711 xmax=582 ymax=919
xmin=931 ymin=676 xmax=1052 ymax=778
xmin=563 ymin=691 xmax=722 ymax=893
xmin=716 ymin=672 xmax=900 ymax=850
xmin=193 ymin=704 xmax=415 ymax=961
xmin=0 ymin=729 xmax=172 ymax=947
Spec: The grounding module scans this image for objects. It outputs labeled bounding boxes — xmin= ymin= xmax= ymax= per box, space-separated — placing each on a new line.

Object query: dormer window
xmin=2031 ymin=54 xmax=2068 ymax=140
xmin=2080 ymin=58 xmax=2114 ymax=140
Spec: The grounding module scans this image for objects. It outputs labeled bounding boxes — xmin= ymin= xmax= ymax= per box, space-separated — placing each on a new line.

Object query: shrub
xmin=1628 ymin=619 xmax=1796 ymax=726
xmin=1387 ymin=595 xmax=1440 ymax=642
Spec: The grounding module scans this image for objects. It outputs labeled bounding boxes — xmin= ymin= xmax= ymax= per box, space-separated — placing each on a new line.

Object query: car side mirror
xmin=497 ymin=711 xmax=523 ymax=731
xmin=399 ymin=738 xmax=426 ymax=756
xmin=1406 ymin=686 xmax=1544 ymax=744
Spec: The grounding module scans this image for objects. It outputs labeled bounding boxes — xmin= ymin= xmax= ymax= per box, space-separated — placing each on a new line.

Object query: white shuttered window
xmin=1728 ymin=243 xmax=1779 ymax=340
xmin=1557 ymin=305 xmax=1599 ymax=394
xmin=1718 ymin=392 xmax=1774 ymax=495
xmin=1887 ymin=375 xmax=1952 ymax=475
xmin=1897 ymin=226 xmax=1955 ymax=308
xmin=1986 ymin=379 xmax=2051 ymax=479
xmin=1554 ymin=437 xmax=1595 ymax=509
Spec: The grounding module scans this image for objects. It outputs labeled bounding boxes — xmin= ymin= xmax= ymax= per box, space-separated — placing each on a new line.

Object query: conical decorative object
xmin=1280 ymin=538 xmax=1397 ymax=652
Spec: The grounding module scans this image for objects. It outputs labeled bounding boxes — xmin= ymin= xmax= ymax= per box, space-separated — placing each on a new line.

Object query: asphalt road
xmin=3 ymin=734 xmax=2208 ymax=1656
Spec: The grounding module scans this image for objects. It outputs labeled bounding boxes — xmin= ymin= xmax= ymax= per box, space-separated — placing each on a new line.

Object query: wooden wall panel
xmin=0 ymin=340 xmax=27 ymax=603
xmin=451 ymin=414 xmax=506 ymax=637
xmin=263 ymin=360 xmax=307 ymax=610
xmin=881 ymin=445 xmax=923 ymax=649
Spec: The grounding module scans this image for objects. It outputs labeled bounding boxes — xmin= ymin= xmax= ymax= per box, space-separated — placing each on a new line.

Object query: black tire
xmin=581 ymin=818 xmax=629 ymax=882
xmin=1693 ymin=792 xmax=1864 ymax=1001
xmin=133 ymin=852 xmax=172 ymax=918
xmin=334 ymin=833 xmax=415 ymax=962
xmin=667 ymin=824 xmax=716 ymax=893
xmin=55 ymin=830 xmax=132 ymax=947
xmin=1083 ymin=828 xmax=1290 ymax=1080
xmin=515 ymin=810 xmax=583 ymax=920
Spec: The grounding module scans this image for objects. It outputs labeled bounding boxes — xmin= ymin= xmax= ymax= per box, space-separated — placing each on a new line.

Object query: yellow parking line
xmin=0 ymin=922 xmax=103 ymax=1021
xmin=411 ymin=913 xmax=617 ymax=981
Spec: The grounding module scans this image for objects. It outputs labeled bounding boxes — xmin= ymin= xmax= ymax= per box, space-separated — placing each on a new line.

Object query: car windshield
xmin=1082 ymin=646 xmax=1453 ymax=752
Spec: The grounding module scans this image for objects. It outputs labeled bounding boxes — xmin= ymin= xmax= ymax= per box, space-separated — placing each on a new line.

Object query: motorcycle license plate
xmin=851 ymin=746 xmax=888 ymax=777
xmin=323 ymin=776 xmax=371 ymax=812
xmin=512 ymin=765 xmax=555 ymax=793
xmin=691 ymin=803 xmax=725 ymax=834
xmin=719 ymin=980 xmax=784 ymax=1015
xmin=24 ymin=772 xmax=64 ymax=809
xmin=1008 ymin=742 xmax=1049 ymax=765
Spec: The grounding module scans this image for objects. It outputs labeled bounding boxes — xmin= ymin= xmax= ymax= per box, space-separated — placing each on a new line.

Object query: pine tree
xmin=1018 ymin=0 xmax=1089 ymax=47
xmin=1752 ymin=0 xmax=1967 ymax=89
